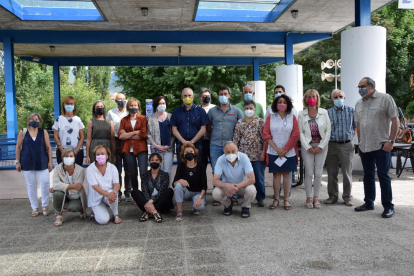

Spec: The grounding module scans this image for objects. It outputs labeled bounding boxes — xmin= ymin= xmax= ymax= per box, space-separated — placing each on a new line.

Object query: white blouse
xmin=267 ymin=113 xmax=296 ymax=158
xmin=87 ymin=162 xmax=119 ymax=207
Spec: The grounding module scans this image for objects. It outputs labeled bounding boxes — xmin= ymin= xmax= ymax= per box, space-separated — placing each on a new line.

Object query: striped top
xmin=327 ymin=105 xmax=356 ymax=142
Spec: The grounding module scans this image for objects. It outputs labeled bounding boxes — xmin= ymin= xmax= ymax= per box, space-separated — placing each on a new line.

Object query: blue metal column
xmin=355 ymin=0 xmax=371 ymax=27
xmin=53 ymin=62 xmax=61 ymax=119
xmin=253 ymin=58 xmax=259 ymax=81
xmin=284 ymin=34 xmax=294 ymax=65
xmin=3 ymin=37 xmax=17 ymax=139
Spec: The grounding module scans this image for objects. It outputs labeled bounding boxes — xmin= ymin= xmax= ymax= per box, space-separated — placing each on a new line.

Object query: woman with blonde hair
xmin=15 ymin=113 xmax=53 ymax=216
xmin=87 ymin=145 xmax=121 ymax=224
xmin=53 ymin=96 xmax=85 ymax=166
xmin=49 ymin=147 xmax=87 ymax=226
xmin=298 ymin=89 xmax=331 ymax=209
xmin=118 ymin=98 xmax=148 ymax=193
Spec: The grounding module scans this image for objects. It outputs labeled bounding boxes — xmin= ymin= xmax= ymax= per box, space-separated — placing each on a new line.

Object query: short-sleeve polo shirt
xmin=208 ymin=104 xmax=244 ymax=147
xmin=214 ymin=152 xmax=253 ymax=184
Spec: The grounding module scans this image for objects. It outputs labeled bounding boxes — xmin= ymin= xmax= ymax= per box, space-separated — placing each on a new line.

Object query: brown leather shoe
xmin=345 ymin=199 xmax=353 ymax=206
xmin=325 ymin=198 xmax=337 ymax=204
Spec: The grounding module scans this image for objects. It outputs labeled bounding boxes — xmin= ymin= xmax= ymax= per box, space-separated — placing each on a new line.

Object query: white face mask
xmin=63 ymin=157 xmax=75 ymax=166
xmin=244 ymin=110 xmax=254 ymax=118
xmin=226 ymin=154 xmax=237 ymax=163
xmin=157 ymin=105 xmax=166 ymax=112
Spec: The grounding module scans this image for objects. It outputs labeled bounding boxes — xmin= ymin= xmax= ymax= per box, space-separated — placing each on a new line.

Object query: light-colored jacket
xmin=298 ymin=108 xmax=331 ymax=151
xmin=52 ymin=163 xmax=88 ymax=213
xmin=147 ymin=112 xmax=175 ymax=147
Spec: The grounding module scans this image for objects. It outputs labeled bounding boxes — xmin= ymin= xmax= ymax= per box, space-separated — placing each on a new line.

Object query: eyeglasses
xmin=357 ymin=85 xmax=367 ymax=89
xmin=333 ymin=96 xmax=344 ymax=99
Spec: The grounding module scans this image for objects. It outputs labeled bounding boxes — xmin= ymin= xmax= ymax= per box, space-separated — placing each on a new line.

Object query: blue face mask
xmin=65 ymin=105 xmax=75 ymax=113
xmin=29 ymin=121 xmax=40 ymax=128
xmin=244 ymin=93 xmax=253 ymax=101
xmin=275 ymin=93 xmax=283 ymax=99
xmin=334 ymin=99 xmax=344 ymax=108
xmin=219 ymin=96 xmax=228 ymax=105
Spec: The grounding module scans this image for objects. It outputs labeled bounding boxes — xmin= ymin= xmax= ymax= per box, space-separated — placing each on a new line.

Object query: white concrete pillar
xmin=275 ymin=65 xmax=303 ymax=111
xmin=341 ymin=26 xmax=387 ymax=109
xmin=247 ymin=80 xmax=266 ymax=112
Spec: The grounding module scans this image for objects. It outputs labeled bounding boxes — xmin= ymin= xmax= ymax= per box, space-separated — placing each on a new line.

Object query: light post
xmin=321 ymin=59 xmax=341 ymax=90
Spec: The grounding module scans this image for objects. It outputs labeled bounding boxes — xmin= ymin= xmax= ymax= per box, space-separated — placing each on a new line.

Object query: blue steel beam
xmin=3 ymin=37 xmax=17 ymax=139
xmin=19 ymin=56 xmax=284 ymax=67
xmin=0 ymin=30 xmax=331 ymax=45
xmin=285 ymin=34 xmax=294 ymax=65
xmin=253 ymin=59 xmax=260 ymax=81
xmin=53 ymin=62 xmax=61 ymax=119
xmin=355 ymin=0 xmax=371 ymax=27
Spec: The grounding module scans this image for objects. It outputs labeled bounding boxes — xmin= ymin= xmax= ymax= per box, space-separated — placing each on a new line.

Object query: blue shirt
xmin=208 ymin=104 xmax=244 ymax=147
xmin=170 ymin=104 xmax=209 ymax=140
xmin=159 ymin=120 xmax=171 ymax=146
xmin=214 ymin=152 xmax=253 ymax=184
xmin=327 ymin=105 xmax=356 ymax=142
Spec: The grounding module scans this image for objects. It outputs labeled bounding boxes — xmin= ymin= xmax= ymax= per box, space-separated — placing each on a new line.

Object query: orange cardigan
xmin=118 ymin=115 xmax=147 ymax=155
xmin=263 ymin=114 xmax=300 ymax=167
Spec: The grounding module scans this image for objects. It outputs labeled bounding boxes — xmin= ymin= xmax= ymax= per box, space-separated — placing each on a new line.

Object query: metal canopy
xmin=0 ymin=0 xmax=394 ymax=66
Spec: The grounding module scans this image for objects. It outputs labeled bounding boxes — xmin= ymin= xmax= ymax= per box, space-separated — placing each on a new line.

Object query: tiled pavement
xmin=1 ymin=168 xmax=414 ymax=276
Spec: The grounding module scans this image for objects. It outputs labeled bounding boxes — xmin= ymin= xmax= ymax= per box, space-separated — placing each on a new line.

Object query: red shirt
xmin=118 ymin=115 xmax=147 ymax=155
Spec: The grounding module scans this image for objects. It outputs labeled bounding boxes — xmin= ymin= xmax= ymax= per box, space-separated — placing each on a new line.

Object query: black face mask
xmin=96 ymin=107 xmax=105 ymax=115
xmin=202 ymin=96 xmax=211 ymax=104
xmin=150 ymin=162 xmax=160 ymax=169
xmin=29 ymin=121 xmax=40 ymax=128
xmin=184 ymin=152 xmax=195 ymax=161
xmin=129 ymin=108 xmax=138 ymax=114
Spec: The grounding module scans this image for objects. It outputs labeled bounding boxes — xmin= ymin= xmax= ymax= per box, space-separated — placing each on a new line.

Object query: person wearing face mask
xmin=207 ymin=87 xmax=244 ymax=206
xmin=263 ymin=95 xmax=300 ymax=210
xmin=53 ymin=96 xmax=85 ymax=166
xmin=15 ymin=113 xmax=53 ymax=217
xmin=87 ymin=145 xmax=121 ymax=224
xmin=298 ymin=89 xmax=331 ymax=209
xmin=173 ymin=143 xmax=207 ymax=221
xmin=107 ymin=93 xmax=130 ymax=202
xmin=49 ymin=147 xmax=87 ymax=226
xmin=147 ymin=96 xmax=175 ymax=186
xmin=264 ymin=85 xmax=298 ymax=122
xmin=170 ymin=87 xmax=209 ymax=163
xmin=86 ymin=100 xmax=116 ymax=165
xmin=119 ymin=98 xmax=148 ymax=194
xmin=131 ymin=153 xmax=174 ymax=223
xmin=354 ymin=77 xmax=399 ymax=218
xmin=212 ymin=141 xmax=256 ymax=218
xmin=233 ymin=101 xmax=266 ymax=207
xmin=235 ymin=84 xmax=264 ymax=118
xmin=199 ymin=88 xmax=216 ymax=167
xmin=325 ymin=90 xmax=357 ymax=207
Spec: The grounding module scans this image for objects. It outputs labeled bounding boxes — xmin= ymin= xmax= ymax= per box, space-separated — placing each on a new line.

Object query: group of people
xmin=15 ymin=76 xmax=399 ymax=226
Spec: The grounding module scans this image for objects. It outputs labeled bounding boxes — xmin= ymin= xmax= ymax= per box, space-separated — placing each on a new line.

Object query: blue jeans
xmin=251 ymin=161 xmax=266 ymax=201
xmin=176 ymin=140 xmax=202 ymax=164
xmin=359 ymin=148 xmax=393 ymax=210
xmin=174 ymin=183 xmax=206 ymax=211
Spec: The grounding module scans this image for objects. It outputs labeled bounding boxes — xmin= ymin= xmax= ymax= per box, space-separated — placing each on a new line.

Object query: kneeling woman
xmin=50 ymin=147 xmax=87 ymax=226
xmin=173 ymin=143 xmax=207 ymax=221
xmin=87 ymin=145 xmax=121 ymax=224
xmin=131 ymin=153 xmax=174 ymax=223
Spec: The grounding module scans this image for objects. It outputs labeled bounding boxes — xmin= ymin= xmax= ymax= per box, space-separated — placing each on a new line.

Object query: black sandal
xmin=153 ymin=212 xmax=162 ymax=223
xmin=139 ymin=212 xmax=149 ymax=222
xmin=231 ymin=197 xmax=239 ymax=206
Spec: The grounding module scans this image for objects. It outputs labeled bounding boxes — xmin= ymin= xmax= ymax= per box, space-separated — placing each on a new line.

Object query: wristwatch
xmin=387 ymin=140 xmax=395 ymax=144
xmin=15 ymin=160 xmax=20 ymax=164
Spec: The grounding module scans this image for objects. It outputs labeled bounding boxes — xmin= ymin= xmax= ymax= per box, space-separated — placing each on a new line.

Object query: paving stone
xmin=105 ymin=240 xmax=146 ymax=256
xmin=96 ymin=253 xmax=143 ymax=272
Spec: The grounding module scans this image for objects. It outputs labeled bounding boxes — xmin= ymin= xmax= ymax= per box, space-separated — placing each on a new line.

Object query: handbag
xmin=396 ymin=117 xmax=412 ymax=143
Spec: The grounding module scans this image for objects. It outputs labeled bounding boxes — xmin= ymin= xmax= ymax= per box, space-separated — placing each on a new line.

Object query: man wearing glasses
xmin=354 ymin=77 xmax=399 ymax=218
xmin=107 ymin=93 xmax=131 ymax=202
xmin=325 ymin=89 xmax=356 ymax=207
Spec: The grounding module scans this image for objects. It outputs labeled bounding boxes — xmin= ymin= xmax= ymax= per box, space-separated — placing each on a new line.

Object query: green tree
xmin=73 ymin=66 xmax=112 ymax=99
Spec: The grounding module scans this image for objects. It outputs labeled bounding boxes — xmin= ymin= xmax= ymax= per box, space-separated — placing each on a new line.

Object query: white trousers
xmin=91 ymin=196 xmax=119 ymax=225
xmin=301 ymin=143 xmax=328 ymax=197
xmin=22 ymin=169 xmax=50 ymax=209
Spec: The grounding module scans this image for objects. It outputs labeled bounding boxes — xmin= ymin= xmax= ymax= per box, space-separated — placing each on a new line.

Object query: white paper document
xmin=274 ymin=157 xmax=287 ymax=167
